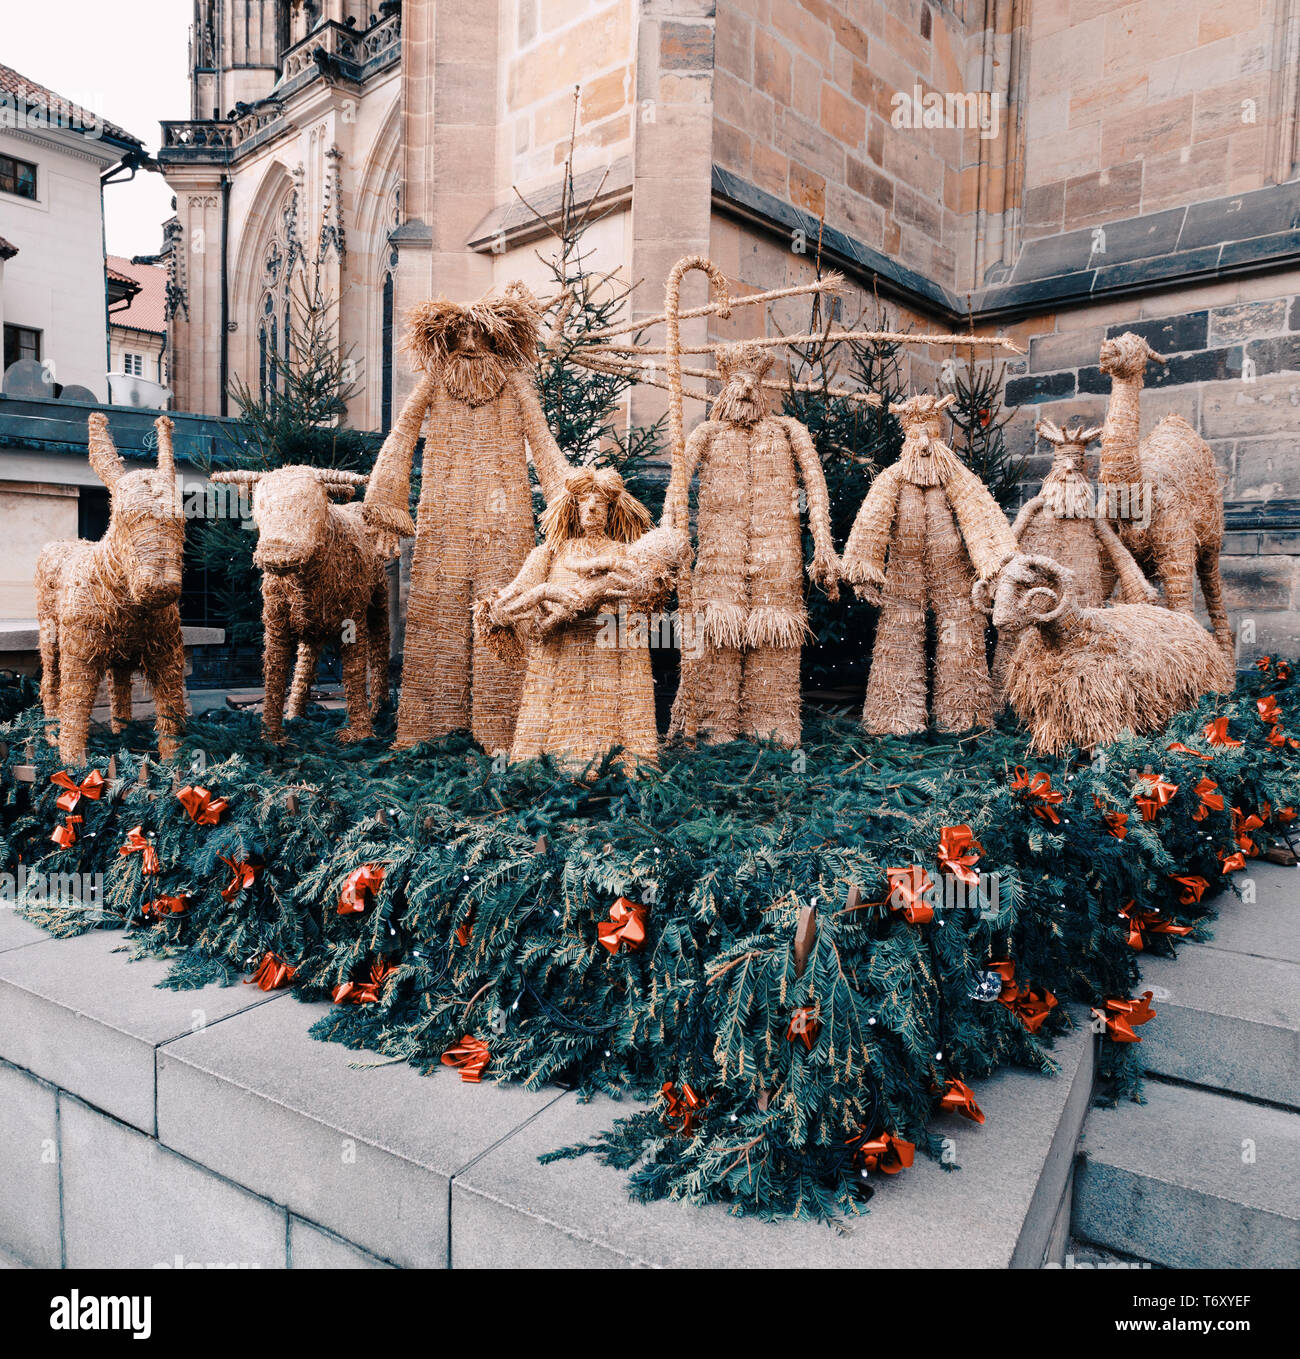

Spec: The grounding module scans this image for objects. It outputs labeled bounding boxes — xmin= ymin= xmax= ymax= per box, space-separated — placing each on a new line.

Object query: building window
xmin=3 ymin=324 xmax=41 ymax=371
xmin=122 ymin=352 xmax=145 ymax=377
xmin=0 ymin=153 xmax=36 ymax=200
xmin=381 ymin=272 xmax=394 ymax=430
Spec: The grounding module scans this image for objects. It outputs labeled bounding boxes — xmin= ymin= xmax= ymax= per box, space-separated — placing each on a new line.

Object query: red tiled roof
xmin=0 ymin=61 xmax=144 ymax=150
xmin=106 ymin=255 xmax=167 ymax=335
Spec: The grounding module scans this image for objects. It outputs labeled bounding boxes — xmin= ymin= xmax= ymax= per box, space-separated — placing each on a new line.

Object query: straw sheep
xmin=985 ymin=553 xmax=1232 ymax=755
xmin=210 ymin=466 xmax=389 ymax=743
xmin=36 ymin=413 xmax=186 ymax=766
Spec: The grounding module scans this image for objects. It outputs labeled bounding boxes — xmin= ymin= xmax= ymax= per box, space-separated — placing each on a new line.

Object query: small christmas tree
xmin=941 ymin=345 xmax=1027 ymax=511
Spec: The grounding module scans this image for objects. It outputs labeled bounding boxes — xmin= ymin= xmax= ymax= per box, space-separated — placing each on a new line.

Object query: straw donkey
xmin=210 ymin=466 xmax=389 ymax=744
xmin=987 ymin=553 xmax=1233 ymax=755
xmin=36 ymin=412 xmax=186 ymax=765
xmin=1097 ymin=331 xmax=1232 ymax=671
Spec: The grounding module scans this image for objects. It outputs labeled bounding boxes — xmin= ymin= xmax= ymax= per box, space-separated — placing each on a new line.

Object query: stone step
xmin=1073 ymin=1079 xmax=1300 ymax=1269
xmin=1137 ymin=864 xmax=1300 ymax=1108
xmin=450 ymin=1018 xmax=1095 ymax=1269
xmin=0 ymin=927 xmax=276 ymax=1133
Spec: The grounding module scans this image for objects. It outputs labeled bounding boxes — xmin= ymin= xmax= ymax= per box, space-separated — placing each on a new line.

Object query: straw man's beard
xmin=442 ymin=348 xmax=513 ymax=407
xmin=1040 ymin=463 xmax=1097 ymax=519
xmin=712 ymin=381 xmax=766 ymax=428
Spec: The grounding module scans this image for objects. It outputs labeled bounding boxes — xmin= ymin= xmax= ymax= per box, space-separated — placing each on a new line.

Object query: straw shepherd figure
xmin=980 ymin=418 xmax=1156 ymax=700
xmin=667 ymin=340 xmax=841 ymax=749
xmin=842 ymin=393 xmax=1016 ymax=735
xmin=210 ymin=466 xmax=388 ymax=744
xmin=36 ymin=413 xmax=186 ymax=765
xmin=988 ymin=554 xmax=1232 ymax=755
xmin=1097 ymin=331 xmax=1232 ymax=671
xmin=475 ymin=468 xmax=684 ymax=772
xmin=362 ymin=283 xmax=571 ymax=752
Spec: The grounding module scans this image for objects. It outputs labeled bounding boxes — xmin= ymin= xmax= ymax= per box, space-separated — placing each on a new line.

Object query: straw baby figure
xmin=669 ymin=340 xmax=841 ymax=749
xmin=475 ymin=467 xmax=684 ymax=772
xmin=36 ymin=413 xmax=186 ymax=765
xmin=362 ymin=282 xmax=571 ymax=753
xmin=842 ymin=393 xmax=1017 ymax=735
xmin=979 ymin=419 xmax=1156 ymax=701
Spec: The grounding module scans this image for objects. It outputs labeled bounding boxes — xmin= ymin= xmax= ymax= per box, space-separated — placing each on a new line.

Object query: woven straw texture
xmin=1098 ymin=331 xmax=1232 ymax=672
xmin=362 ymin=286 xmax=570 ymax=751
xmin=210 ymin=467 xmax=388 ymax=743
xmin=842 ymin=393 xmax=1017 ymax=735
xmin=992 ymin=554 xmax=1233 ymax=755
xmin=35 ymin=413 xmax=186 ymax=766
xmin=476 ymin=468 xmax=677 ymax=773
xmin=669 ymin=341 xmax=841 ymax=749
xmin=988 ymin=419 xmax=1156 ymax=701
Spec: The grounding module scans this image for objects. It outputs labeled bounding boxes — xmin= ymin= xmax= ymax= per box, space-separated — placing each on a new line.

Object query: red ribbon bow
xmin=119 ymin=826 xmax=161 ymax=875
xmin=1258 ymin=696 xmax=1283 ymax=726
xmin=1120 ymin=900 xmax=1194 ymax=950
xmin=141 ymin=894 xmax=189 ymax=922
xmin=938 ymin=1078 xmax=985 ymax=1124
xmin=1135 ymin=773 xmax=1178 ymax=821
xmin=1093 ymin=797 xmax=1128 ymax=840
xmin=786 ymin=1006 xmax=820 ymax=1050
xmin=937 ymin=825 xmax=982 ymax=885
xmin=332 ymin=957 xmax=396 ymax=1005
xmin=247 ymin=952 xmax=296 ymax=990
xmin=176 ymin=784 xmax=229 ymax=826
xmin=219 ymin=855 xmax=261 ymax=901
xmin=1094 ymin=991 xmax=1156 ymax=1043
xmin=991 ymin=960 xmax=1058 ymax=1033
xmin=1219 ymin=849 xmax=1247 ymax=872
xmin=1166 ymin=741 xmax=1213 ymax=760
xmin=337 ymin=863 xmax=386 ymax=915
xmin=597 ymin=896 xmax=648 ymax=954
xmin=852 ymin=1130 xmax=915 ymax=1175
xmin=1170 ymin=875 xmax=1209 ymax=905
xmin=1274 ymin=806 xmax=1296 ymax=825
xmin=661 ymin=1082 xmax=703 ymax=1135
xmin=51 ymin=815 xmax=83 ymax=848
xmin=885 ymin=865 xmax=935 ymax=924
xmin=1202 ymin=718 xmax=1242 ymax=748
xmin=1191 ymin=777 xmax=1223 ymax=821
xmin=1011 ymin=767 xmax=1064 ymax=823
xmin=1231 ymin=807 xmax=1264 ymax=857
xmin=441 ymin=1034 xmax=491 ymax=1083
xmin=51 ymin=768 xmax=105 ymax=813
xmin=455 ymin=908 xmax=475 ymax=947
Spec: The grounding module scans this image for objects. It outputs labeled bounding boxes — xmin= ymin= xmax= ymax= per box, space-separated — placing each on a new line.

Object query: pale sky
xmin=6 ymin=0 xmax=192 ymax=258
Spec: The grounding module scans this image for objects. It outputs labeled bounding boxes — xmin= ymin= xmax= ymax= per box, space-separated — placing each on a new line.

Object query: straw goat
xmin=36 ymin=413 xmax=186 ymax=765
xmin=988 ymin=553 xmax=1232 ymax=755
xmin=210 ymin=466 xmax=389 ymax=743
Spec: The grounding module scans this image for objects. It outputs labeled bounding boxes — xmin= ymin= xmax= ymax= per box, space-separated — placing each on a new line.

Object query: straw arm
xmin=781 ymin=417 xmax=841 ymax=599
xmin=1096 ymin=515 xmax=1159 ymax=603
xmin=1009 ymin=496 xmax=1044 ymax=541
xmin=508 ymin=370 xmax=570 ymax=505
xmin=663 ymin=422 xmax=714 ymax=534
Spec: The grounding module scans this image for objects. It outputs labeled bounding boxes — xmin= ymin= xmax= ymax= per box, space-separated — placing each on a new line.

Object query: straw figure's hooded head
xmin=210 ymin=466 xmax=369 ymax=574
xmin=1036 ymin=418 xmax=1103 ymax=519
xmin=711 ymin=342 xmax=773 ymax=428
xmin=539 ymin=467 xmax=653 ymax=545
xmin=88 ymin=412 xmax=185 ymax=608
xmin=404 ymin=283 xmax=543 ymax=408
xmin=890 ymin=392 xmax=964 ymax=486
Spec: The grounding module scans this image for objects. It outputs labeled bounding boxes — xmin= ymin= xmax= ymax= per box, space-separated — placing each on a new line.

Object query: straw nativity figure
xmin=667 ymin=340 xmax=841 ymax=749
xmin=979 ymin=418 xmax=1157 ymax=701
xmin=362 ymin=282 xmax=571 ymax=752
xmin=474 ymin=467 xmax=685 ymax=772
xmin=842 ymin=392 xmax=1017 ymax=734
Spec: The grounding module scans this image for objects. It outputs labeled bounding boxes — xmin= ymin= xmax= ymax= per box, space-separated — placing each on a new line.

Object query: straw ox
xmin=211 ymin=466 xmax=390 ymax=744
xmin=985 ymin=553 xmax=1232 ymax=756
xmin=36 ymin=413 xmax=186 ymax=765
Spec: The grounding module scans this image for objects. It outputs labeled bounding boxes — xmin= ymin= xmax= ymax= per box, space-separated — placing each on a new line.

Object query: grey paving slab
xmin=59 ymin=1094 xmax=287 ymax=1270
xmin=1138 ymin=946 xmax=1300 ymax=1107
xmin=0 ymin=929 xmax=277 ymax=1133
xmin=156 ymin=996 xmax=568 ymax=1269
xmin=290 ymin=1217 xmax=395 ymax=1269
xmin=0 ymin=909 xmax=52 ymax=954
xmin=452 ymin=1019 xmax=1094 ymax=1269
xmin=0 ymin=1060 xmax=61 ymax=1268
xmin=1075 ymin=1081 xmax=1300 ymax=1269
xmin=1200 ymin=863 xmax=1300 ymax=964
